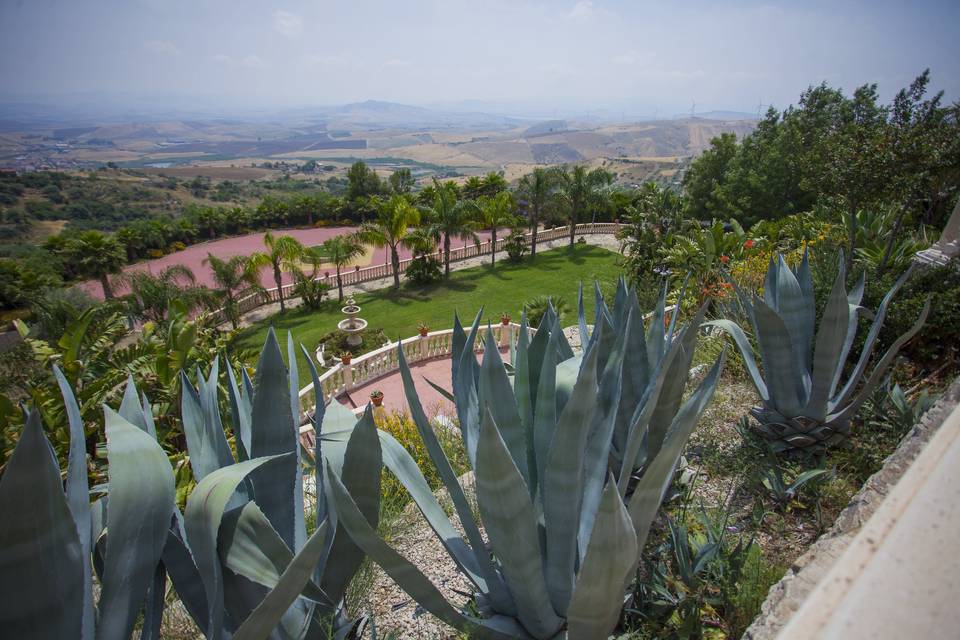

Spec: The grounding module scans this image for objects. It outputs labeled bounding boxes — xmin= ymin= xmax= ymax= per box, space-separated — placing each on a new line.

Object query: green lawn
xmin=233 ymin=244 xmax=624 ymax=373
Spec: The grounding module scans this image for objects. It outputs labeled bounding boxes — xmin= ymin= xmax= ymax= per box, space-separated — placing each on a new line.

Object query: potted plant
xmin=418 ymin=322 xmax=429 ymax=337
xmin=339 ymin=352 xmax=352 ymax=365
xmin=500 ymin=313 xmax=511 ymax=326
xmin=369 ymin=390 xmax=384 ymax=407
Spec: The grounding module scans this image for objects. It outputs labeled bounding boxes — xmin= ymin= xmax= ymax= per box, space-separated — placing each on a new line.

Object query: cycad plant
xmin=711 ymin=251 xmax=930 ymax=452
xmin=324 ymin=280 xmax=724 ymax=639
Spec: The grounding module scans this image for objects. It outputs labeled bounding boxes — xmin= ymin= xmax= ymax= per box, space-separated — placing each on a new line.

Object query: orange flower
xmin=744 ymin=239 xmax=755 ymax=249
xmin=720 ymin=255 xmax=730 ymax=264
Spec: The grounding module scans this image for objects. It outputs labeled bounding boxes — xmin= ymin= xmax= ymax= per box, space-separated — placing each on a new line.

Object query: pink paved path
xmin=80 ymin=226 xmax=495 ymax=299
xmin=338 ymin=347 xmax=511 ymax=418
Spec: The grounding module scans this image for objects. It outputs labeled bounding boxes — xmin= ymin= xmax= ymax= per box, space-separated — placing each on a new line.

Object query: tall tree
xmin=517 ymin=167 xmax=560 ymax=258
xmin=313 ymin=235 xmax=365 ymax=302
xmin=248 ymin=231 xmax=305 ymax=312
xmin=420 ymin=179 xmax=481 ymax=277
xmin=346 ymin=161 xmax=383 ymax=200
xmin=389 ymin=168 xmax=415 ymax=194
xmin=203 ymin=254 xmax=264 ymax=329
xmin=356 ymin=195 xmax=421 ymax=288
xmin=63 ymin=231 xmax=126 ymax=299
xmin=477 ymin=191 xmax=517 ymax=268
xmin=557 ymin=165 xmax=613 ymax=246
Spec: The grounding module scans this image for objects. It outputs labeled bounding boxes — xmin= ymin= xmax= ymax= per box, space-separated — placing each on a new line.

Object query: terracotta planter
xmin=340 ymin=355 xmax=352 ymax=365
xmin=371 ymin=394 xmax=383 ymax=407
xmin=419 ymin=327 xmax=429 ymax=337
xmin=500 ymin=317 xmax=511 ymax=326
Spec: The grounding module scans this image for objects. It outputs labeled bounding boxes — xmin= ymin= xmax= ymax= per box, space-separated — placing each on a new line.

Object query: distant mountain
xmin=524 ymin=120 xmax=569 ymax=136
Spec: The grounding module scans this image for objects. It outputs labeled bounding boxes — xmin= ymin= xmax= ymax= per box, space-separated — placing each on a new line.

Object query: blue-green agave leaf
xmin=0 ymin=410 xmax=84 ymax=639
xmin=97 ymin=408 xmax=175 ymax=640
xmin=566 ymin=477 xmax=638 ymax=640
xmin=806 ymin=266 xmax=850 ymax=420
xmin=475 ymin=410 xmax=563 ymax=638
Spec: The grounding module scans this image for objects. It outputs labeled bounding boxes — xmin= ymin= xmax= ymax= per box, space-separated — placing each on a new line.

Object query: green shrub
xmin=404 ymin=253 xmax=442 ymax=286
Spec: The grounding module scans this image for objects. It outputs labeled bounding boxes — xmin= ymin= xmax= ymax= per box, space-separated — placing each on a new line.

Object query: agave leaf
xmin=423 ymin=375 xmax=456 ymax=403
xmin=475 ymin=410 xmax=564 ymax=638
xmin=320 ymin=407 xmax=381 ymax=606
xmin=301 ymin=343 xmax=328 ymax=551
xmin=627 ymin=353 xmax=724 ymax=556
xmin=231 ymin=520 xmax=332 ymax=640
xmin=98 ymin=408 xmax=175 ymax=640
xmin=752 ymin=299 xmax=804 ymax=417
xmin=140 ymin=392 xmax=158 ymax=440
xmin=578 ymin=320 xmax=626 ymax=559
xmin=161 ymin=509 xmax=210 ymax=634
xmin=763 ymin=255 xmax=779 ymax=310
xmin=832 ymin=265 xmax=916 ymax=410
xmin=249 ymin=328 xmax=298 ymax=550
xmin=525 ymin=309 xmax=552 ymax=413
xmin=140 ymin=564 xmax=166 ymax=640
xmin=119 ymin=373 xmax=148 ymax=432
xmin=287 ymin=333 xmax=307 ymax=553
xmin=566 ymin=478 xmax=638 ymax=640
xmin=830 ymin=270 xmax=867 ymax=398
xmin=542 ymin=340 xmax=600 ymax=615
xmin=454 ymin=309 xmax=484 ymax=464
xmin=324 ymin=466 xmax=514 ymax=640
xmin=181 ymin=370 xmax=235 ymax=481
xmin=829 ymin=297 xmax=930 ymax=422
xmin=774 ymin=256 xmax=814 ymax=394
xmin=54 ymin=365 xmax=94 ymax=640
xmin=616 ymin=327 xmax=687 ymax=494
xmin=226 ymin=360 xmax=253 ymax=461
xmin=805 ymin=266 xmax=850 ymax=420
xmin=397 ymin=347 xmax=514 ymax=614
xmin=533 ymin=324 xmax=561 ymax=492
xmin=645 ymin=304 xmax=707 ymax=464
xmin=577 ymin=282 xmax=590 ymax=347
xmin=0 ymin=410 xmax=84 ymax=640
xmin=705 ymin=319 xmax=769 ymax=401
xmin=480 ymin=329 xmax=529 ymax=484
xmin=645 ymin=283 xmax=667 ymax=365
xmin=220 ymin=502 xmax=329 ymax=604
xmin=185 ymin=454 xmax=290 ymax=640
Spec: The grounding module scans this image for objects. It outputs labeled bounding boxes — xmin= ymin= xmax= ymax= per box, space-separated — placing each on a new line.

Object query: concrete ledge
xmin=744 ymin=377 xmax=960 ymax=640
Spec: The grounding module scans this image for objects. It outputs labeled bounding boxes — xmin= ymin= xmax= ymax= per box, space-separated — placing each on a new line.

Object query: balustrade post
xmin=343 ymin=362 xmax=354 ymax=392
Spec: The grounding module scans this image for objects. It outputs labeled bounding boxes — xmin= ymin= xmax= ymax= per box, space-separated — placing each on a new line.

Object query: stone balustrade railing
xmin=297 ymin=322 xmax=523 ymax=421
xmin=212 ymin=222 xmax=622 ymax=324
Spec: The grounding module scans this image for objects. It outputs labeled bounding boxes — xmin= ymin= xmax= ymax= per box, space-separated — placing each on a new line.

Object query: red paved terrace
xmin=79 ymin=226 xmax=495 ymax=299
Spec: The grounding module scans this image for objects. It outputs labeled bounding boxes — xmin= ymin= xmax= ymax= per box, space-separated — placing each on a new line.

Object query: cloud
xmin=240 ymin=54 xmax=267 ymax=69
xmin=273 ymin=10 xmax=303 ymax=37
xmin=613 ymin=49 xmax=652 ymax=66
xmin=212 ymin=53 xmax=233 ymax=64
xmin=144 ymin=40 xmax=180 ymax=56
xmin=383 ymin=59 xmax=411 ymax=68
xmin=567 ymin=1 xmax=596 ymax=21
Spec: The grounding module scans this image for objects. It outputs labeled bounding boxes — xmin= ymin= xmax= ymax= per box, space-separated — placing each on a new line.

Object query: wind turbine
xmin=756 ymin=99 xmax=768 ymax=119
xmin=690 ymin=100 xmax=697 ymax=119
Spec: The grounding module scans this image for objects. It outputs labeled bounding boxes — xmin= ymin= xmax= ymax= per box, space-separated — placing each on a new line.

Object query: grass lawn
xmin=233 ymin=244 xmax=624 ymax=373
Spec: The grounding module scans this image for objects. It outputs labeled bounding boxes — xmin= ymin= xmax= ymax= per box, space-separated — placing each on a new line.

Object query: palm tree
xmin=420 ymin=179 xmax=481 ymax=277
xmin=63 ymin=230 xmax=126 ymax=298
xmin=122 ymin=265 xmax=210 ymax=324
xmin=203 ymin=254 xmax=264 ymax=329
xmin=248 ymin=231 xmax=305 ymax=312
xmin=477 ymin=191 xmax=517 ymax=267
xmin=557 ymin=166 xmax=613 ymax=247
xmin=314 ymin=235 xmax=365 ymax=302
xmin=517 ymin=167 xmax=560 ymax=259
xmin=356 ymin=195 xmax=421 ymax=288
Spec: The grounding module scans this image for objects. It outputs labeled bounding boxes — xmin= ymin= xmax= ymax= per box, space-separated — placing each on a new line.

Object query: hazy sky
xmin=1 ymin=0 xmax=958 ymax=115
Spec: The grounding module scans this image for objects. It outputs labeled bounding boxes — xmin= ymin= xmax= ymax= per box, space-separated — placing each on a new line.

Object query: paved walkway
xmin=336 ymin=346 xmax=512 ymax=418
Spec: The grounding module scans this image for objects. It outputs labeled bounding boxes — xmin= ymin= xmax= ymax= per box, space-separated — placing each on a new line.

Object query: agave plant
xmin=323 ymin=280 xmax=724 ymax=639
xmin=712 ymin=251 xmax=930 ymax=452
xmin=0 ymin=328 xmax=380 ymax=639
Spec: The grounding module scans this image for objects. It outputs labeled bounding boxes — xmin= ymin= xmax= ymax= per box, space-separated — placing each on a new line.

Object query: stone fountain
xmin=337 ymin=296 xmax=367 ymax=346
